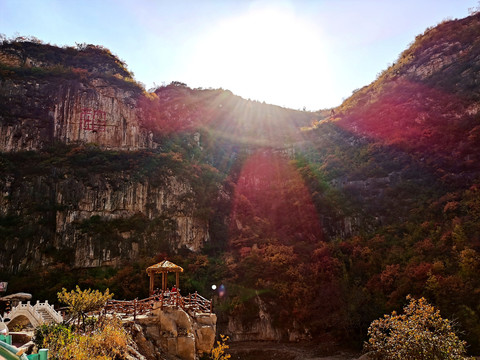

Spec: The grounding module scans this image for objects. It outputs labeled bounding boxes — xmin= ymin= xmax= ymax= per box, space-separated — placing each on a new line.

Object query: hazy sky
xmin=1 ymin=0 xmax=478 ymax=110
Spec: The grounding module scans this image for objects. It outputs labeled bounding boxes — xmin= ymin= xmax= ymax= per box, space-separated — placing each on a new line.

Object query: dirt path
xmin=228 ymin=341 xmax=361 ymax=360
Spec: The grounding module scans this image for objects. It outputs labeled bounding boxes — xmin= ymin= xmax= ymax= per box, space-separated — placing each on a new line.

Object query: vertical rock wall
xmin=0 ymin=171 xmax=210 ymax=271
xmin=0 ymin=72 xmax=211 ymax=271
xmin=0 ymin=77 xmax=154 ymax=152
xmin=52 ymin=78 xmax=153 ymax=150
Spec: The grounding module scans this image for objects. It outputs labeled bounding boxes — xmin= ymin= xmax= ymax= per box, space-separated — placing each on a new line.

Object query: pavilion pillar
xmin=149 ymin=273 xmax=154 ymax=296
xmin=175 ymin=272 xmax=180 ymax=307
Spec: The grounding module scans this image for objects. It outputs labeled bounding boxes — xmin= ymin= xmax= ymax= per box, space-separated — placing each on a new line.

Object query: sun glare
xmin=186 ymin=5 xmax=333 ymax=110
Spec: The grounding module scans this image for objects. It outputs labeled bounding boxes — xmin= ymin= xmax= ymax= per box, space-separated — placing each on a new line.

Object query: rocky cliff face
xmin=0 ymin=42 xmax=213 ymax=272
xmin=224 ymin=296 xmax=311 ymax=342
xmin=53 ymin=78 xmax=154 ymax=150
xmin=0 ymin=76 xmax=154 ymax=152
xmin=0 ymin=167 xmax=210 ymax=272
xmin=0 ymin=41 xmax=158 ymax=152
xmin=55 ymin=174 xmax=209 ymax=268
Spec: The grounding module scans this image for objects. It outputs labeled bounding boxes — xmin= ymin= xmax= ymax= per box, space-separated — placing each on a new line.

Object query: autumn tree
xmin=58 ymin=286 xmax=113 ymax=328
xmin=35 ymin=287 xmax=130 ymax=359
xmin=365 ymin=296 xmax=472 ymax=360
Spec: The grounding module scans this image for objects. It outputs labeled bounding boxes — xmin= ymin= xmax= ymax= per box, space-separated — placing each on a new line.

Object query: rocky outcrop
xmin=405 ymin=41 xmax=463 ymax=79
xmin=133 ymin=306 xmax=217 ymax=360
xmin=224 ymin=296 xmax=310 ymax=342
xmin=226 ymin=296 xmax=282 ymax=342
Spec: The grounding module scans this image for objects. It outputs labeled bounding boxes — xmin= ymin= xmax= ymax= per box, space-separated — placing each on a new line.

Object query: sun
xmin=185 ymin=4 xmax=333 ymax=110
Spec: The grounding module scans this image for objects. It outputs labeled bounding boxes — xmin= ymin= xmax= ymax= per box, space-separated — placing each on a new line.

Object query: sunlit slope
xmin=324 ymin=12 xmax=480 ymax=186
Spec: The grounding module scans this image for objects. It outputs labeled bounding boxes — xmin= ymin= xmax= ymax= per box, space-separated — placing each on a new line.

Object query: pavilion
xmin=146 ymin=260 xmax=184 ymax=296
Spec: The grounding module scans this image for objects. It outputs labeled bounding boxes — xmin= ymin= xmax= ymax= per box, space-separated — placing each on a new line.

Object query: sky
xmin=1 ymin=0 xmax=478 ymax=110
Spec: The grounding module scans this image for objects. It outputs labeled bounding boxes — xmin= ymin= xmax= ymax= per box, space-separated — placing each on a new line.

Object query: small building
xmin=146 ymin=259 xmax=184 ymax=296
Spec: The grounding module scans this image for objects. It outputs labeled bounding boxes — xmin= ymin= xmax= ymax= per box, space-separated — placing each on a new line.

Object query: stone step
xmin=36 ymin=309 xmax=55 ymax=322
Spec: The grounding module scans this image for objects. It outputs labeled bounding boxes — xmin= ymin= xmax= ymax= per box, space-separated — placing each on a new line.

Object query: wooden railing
xmin=104 ymin=297 xmax=155 ymax=320
xmin=103 ymin=290 xmax=212 ymax=320
xmin=182 ymin=292 xmax=212 ymax=314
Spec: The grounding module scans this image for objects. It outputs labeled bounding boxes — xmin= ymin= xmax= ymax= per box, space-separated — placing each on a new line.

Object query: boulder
xmin=177 ymin=335 xmax=195 ymax=360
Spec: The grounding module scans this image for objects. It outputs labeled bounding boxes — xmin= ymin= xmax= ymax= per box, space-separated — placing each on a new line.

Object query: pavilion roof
xmin=146 ymin=260 xmax=184 ymax=275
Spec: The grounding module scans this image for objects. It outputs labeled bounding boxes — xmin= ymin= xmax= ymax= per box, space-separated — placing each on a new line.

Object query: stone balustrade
xmin=4 ymin=300 xmax=62 ymax=327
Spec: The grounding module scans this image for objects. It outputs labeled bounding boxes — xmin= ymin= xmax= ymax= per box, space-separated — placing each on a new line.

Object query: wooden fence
xmin=103 ymin=290 xmax=212 ymax=320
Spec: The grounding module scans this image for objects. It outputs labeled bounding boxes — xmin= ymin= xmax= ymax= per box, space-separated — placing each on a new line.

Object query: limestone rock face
xmin=130 ymin=323 xmax=157 ymax=360
xmin=194 ymin=326 xmax=216 ymax=354
xmin=0 ymin=77 xmax=155 ymax=152
xmin=53 ymin=78 xmax=150 ymax=150
xmin=0 ymin=170 xmax=210 ymax=271
xmin=192 ymin=313 xmax=217 ymax=355
xmin=55 ymin=174 xmax=209 ymax=268
xmin=0 ymin=43 xmax=214 ymax=270
xmin=176 ymin=335 xmax=195 ymax=360
xmin=405 ymin=41 xmax=463 ymax=80
xmin=223 ymin=296 xmax=311 ymax=343
xmin=0 ymin=42 xmax=152 ymax=152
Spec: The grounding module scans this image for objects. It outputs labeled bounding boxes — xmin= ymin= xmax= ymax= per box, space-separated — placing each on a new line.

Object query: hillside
xmin=335 ymin=12 xmax=480 ymax=184
xmin=1 ymin=13 xmax=480 ymax=353
xmin=294 ymin=12 xmax=480 ymax=349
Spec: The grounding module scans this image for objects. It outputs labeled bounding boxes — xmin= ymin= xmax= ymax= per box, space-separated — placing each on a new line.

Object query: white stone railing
xmin=4 ymin=300 xmax=62 ymax=327
xmin=33 ymin=300 xmax=63 ymax=323
xmin=4 ymin=301 xmax=43 ymax=327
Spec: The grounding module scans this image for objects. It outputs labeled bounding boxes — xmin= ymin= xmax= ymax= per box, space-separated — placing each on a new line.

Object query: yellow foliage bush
xmin=37 ymin=286 xmax=131 ymax=359
xmin=365 ymin=295 xmax=472 ymax=360
xmin=58 ymin=286 xmax=113 ymax=327
xmin=210 ymin=334 xmax=231 ymax=360
xmin=41 ymin=317 xmax=130 ymax=360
